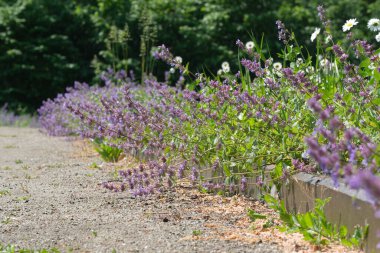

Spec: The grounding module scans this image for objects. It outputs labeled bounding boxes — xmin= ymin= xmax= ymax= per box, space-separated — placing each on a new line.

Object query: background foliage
xmin=0 ymin=0 xmax=99 ymax=112
xmin=1 ymin=0 xmax=379 ymax=112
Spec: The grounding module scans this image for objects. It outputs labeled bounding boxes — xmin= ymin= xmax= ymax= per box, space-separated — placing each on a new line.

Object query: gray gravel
xmin=0 ymin=127 xmax=282 ymax=253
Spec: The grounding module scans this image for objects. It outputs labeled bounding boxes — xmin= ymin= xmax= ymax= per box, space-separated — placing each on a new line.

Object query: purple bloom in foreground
xmin=275 ymin=20 xmax=291 ymax=44
xmin=236 ymin=39 xmax=245 ymax=50
xmin=349 ymin=171 xmax=380 ymax=205
xmin=241 ymin=58 xmax=263 ymax=77
xmin=190 ymin=167 xmax=199 ymax=184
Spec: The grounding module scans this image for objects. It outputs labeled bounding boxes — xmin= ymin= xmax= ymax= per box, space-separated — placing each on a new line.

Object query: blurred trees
xmin=0 ymin=0 xmax=99 ymax=112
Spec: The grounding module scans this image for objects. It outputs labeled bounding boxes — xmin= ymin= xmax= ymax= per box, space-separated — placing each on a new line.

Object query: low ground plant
xmin=0 ymin=244 xmax=59 ymax=253
xmin=92 ymin=138 xmax=123 ymax=163
xmin=0 ymin=105 xmax=38 ymax=127
xmin=264 ymin=195 xmax=369 ymax=248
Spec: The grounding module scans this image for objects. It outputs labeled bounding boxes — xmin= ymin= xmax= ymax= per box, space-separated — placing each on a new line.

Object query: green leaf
xmin=373 ymin=68 xmax=380 ymax=82
xmin=339 ymin=226 xmax=348 ymax=238
xmin=223 ymin=164 xmax=231 ymax=177
xmin=301 ymin=230 xmax=315 ymax=242
xmin=270 ymin=162 xmax=283 ymax=180
xmin=320 ymin=239 xmax=329 ymax=245
xmin=247 ymin=208 xmax=267 ymax=222
xmin=302 ymin=212 xmax=314 ymax=228
xmin=341 ymin=239 xmax=353 ymax=247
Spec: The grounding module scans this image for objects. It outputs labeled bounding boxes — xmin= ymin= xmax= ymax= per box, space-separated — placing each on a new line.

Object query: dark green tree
xmin=0 ymin=0 xmax=99 ymax=112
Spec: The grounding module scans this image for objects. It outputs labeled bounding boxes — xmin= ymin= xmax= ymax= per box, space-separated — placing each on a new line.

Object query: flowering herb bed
xmin=0 ymin=105 xmax=38 ymax=127
xmin=38 ymin=6 xmax=379 ymax=250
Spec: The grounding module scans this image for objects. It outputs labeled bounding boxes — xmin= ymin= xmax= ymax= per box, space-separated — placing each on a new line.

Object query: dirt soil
xmin=0 ymin=127 xmax=360 ymax=253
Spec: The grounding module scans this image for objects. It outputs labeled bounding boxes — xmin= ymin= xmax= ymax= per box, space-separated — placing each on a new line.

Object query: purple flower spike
xmin=241 ymin=176 xmax=247 ymax=192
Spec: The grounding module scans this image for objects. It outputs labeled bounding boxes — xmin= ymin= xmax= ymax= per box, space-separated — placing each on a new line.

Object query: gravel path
xmin=0 ymin=127 xmax=359 ymax=253
xmin=0 ymin=127 xmax=283 ymax=253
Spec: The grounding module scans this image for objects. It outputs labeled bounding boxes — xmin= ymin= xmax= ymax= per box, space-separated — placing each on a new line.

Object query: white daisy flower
xmin=296 ymin=58 xmax=304 ymax=66
xmin=311 ymin=28 xmax=320 ymax=42
xmin=221 ymin=61 xmax=230 ymax=73
xmin=320 ymin=59 xmax=328 ymax=67
xmin=376 ymin=32 xmax=380 ymax=42
xmin=221 ymin=61 xmax=230 ymax=69
xmin=197 ymin=73 xmax=206 ymax=81
xmin=368 ymin=18 xmax=380 ymax=32
xmin=306 ymin=66 xmax=314 ymax=73
xmin=273 ymin=62 xmax=282 ymax=71
xmin=342 ymin=18 xmax=358 ymax=32
xmin=222 ymin=65 xmax=230 ymax=73
xmin=217 ymin=69 xmax=223 ymax=75
xmin=169 ymin=68 xmax=175 ymax=74
xmin=245 ymin=41 xmax=255 ymax=50
xmin=290 ymin=62 xmax=296 ymax=69
xmin=174 ymin=56 xmax=182 ymax=64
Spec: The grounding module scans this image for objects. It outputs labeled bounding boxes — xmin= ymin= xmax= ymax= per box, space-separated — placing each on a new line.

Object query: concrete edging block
xmin=281 ymin=172 xmax=379 ymax=252
xmin=199 ymin=169 xmax=379 ymax=251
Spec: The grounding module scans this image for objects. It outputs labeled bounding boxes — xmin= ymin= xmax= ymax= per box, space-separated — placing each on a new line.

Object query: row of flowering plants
xmin=0 ymin=104 xmax=38 ymax=127
xmin=39 ymin=6 xmax=379 ymax=244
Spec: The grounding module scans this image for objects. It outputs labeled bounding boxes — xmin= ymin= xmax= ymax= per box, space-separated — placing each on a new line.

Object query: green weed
xmin=16 ymin=195 xmax=31 ymax=202
xmin=192 ymin=230 xmax=202 ymax=236
xmin=1 ymin=217 xmax=11 ymax=224
xmin=89 ymin=162 xmax=100 ymax=169
xmin=21 ymin=165 xmax=30 ymax=170
xmin=3 ymin=145 xmax=17 ymax=149
xmin=264 ymin=195 xmax=368 ymax=249
xmin=247 ymin=208 xmax=266 ymax=222
xmin=92 ymin=138 xmax=123 ymax=163
xmin=0 ymin=244 xmax=60 ymax=253
xmin=0 ymin=190 xmax=10 ymax=197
